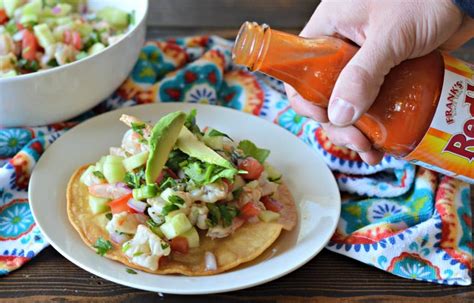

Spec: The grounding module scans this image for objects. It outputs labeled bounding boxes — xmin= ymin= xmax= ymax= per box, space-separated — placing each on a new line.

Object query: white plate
xmin=29 ymin=103 xmax=341 ymax=295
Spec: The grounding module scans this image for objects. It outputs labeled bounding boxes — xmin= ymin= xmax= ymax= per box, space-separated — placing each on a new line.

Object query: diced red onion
xmin=110 ymin=232 xmax=128 ymax=244
xmin=127 ymin=199 xmax=147 ymax=213
xmin=52 ymin=6 xmax=62 ymax=15
xmin=88 ymin=183 xmax=131 ymax=199
xmin=155 ymin=171 xmax=165 ymax=185
xmin=79 ymin=3 xmax=88 ymax=14
xmin=204 ymin=252 xmax=217 ymax=271
xmin=165 ymin=168 xmax=179 ymax=179
xmin=12 ymin=30 xmax=24 ymax=42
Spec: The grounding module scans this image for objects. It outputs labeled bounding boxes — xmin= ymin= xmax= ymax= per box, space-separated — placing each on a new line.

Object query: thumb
xmin=328 ymin=39 xmax=404 ymax=126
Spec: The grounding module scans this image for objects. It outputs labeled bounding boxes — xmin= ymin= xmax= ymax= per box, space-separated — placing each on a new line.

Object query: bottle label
xmin=404 ymin=53 xmax=474 ymax=183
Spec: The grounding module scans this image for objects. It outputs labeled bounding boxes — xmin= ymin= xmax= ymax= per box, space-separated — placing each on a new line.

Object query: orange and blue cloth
xmin=0 ymin=36 xmax=471 ymax=285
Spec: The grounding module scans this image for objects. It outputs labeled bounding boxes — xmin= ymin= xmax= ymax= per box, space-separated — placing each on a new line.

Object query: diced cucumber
xmin=87 ymin=42 xmax=105 ymax=55
xmin=160 ymin=188 xmax=175 ymax=203
xmin=22 ymin=0 xmax=42 ymax=15
xmin=258 ymin=210 xmax=280 ymax=223
xmin=94 ymin=156 xmax=106 ymax=173
xmin=232 ymin=175 xmax=245 ymax=191
xmin=105 ymin=155 xmax=123 ymax=163
xmin=0 ymin=0 xmax=3 ymax=9
xmin=203 ymin=129 xmax=224 ymax=150
xmin=33 ymin=23 xmax=55 ymax=48
xmin=132 ymin=184 xmax=158 ymax=201
xmin=88 ymin=195 xmax=110 ymax=214
xmin=264 ymin=162 xmax=282 ymax=182
xmin=75 ymin=51 xmax=88 ymax=61
xmin=3 ymin=0 xmax=21 ymax=17
xmin=75 ymin=22 xmax=92 ymax=38
xmin=20 ymin=14 xmax=38 ymax=27
xmin=123 ymin=151 xmax=149 ymax=172
xmin=160 ymin=213 xmax=192 ymax=239
xmin=58 ymin=0 xmax=86 ymax=11
xmin=1 ymin=70 xmax=17 ymax=78
xmin=55 ymin=16 xmax=73 ymax=25
xmin=103 ymin=155 xmax=126 ymax=184
xmin=54 ymin=3 xmax=72 ymax=16
xmin=79 ymin=165 xmax=95 ymax=185
xmin=180 ymin=227 xmax=199 ymax=248
xmin=97 ymin=7 xmax=129 ymax=30
xmin=165 ymin=209 xmax=184 ymax=221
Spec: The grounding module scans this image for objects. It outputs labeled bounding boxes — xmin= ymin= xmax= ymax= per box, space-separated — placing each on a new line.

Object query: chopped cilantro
xmin=184 ymin=109 xmax=202 ymax=136
xmin=146 ymin=218 xmax=159 ymax=228
xmin=237 ymin=140 xmax=270 ymax=164
xmin=162 ymin=203 xmax=179 ymax=216
xmin=161 ymin=243 xmax=169 ymax=250
xmin=93 ymin=237 xmax=112 ymax=256
xmin=93 ymin=171 xmax=105 ymax=179
xmin=124 ymin=170 xmax=145 ymax=189
xmin=169 ymin=195 xmax=185 ymax=206
xmin=208 ymin=129 xmax=233 ymax=141
xmin=218 ymin=204 xmax=239 ymax=227
xmin=126 ymin=268 xmax=138 ymax=274
xmin=166 ymin=150 xmax=188 ymax=172
xmin=131 ymin=122 xmax=145 ymax=136
xmin=133 ymin=251 xmax=143 ymax=257
xmin=159 ymin=177 xmax=177 ymax=191
xmin=122 ymin=242 xmax=131 ymax=253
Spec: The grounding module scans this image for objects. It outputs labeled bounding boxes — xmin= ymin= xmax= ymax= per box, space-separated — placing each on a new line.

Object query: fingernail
xmin=328 ymin=97 xmax=355 ymax=126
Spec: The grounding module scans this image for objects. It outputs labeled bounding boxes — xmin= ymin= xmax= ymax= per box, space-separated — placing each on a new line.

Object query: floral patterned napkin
xmin=0 ymin=36 xmax=471 ymax=285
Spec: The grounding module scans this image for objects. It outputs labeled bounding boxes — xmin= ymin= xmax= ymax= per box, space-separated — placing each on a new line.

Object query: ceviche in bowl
xmin=67 ymin=110 xmax=297 ymax=275
xmin=0 ymin=0 xmax=134 ymax=77
xmin=0 ymin=0 xmax=147 ymax=127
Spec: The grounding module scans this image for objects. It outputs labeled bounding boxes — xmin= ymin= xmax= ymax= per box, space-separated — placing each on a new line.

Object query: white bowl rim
xmin=0 ymin=0 xmax=149 ymax=84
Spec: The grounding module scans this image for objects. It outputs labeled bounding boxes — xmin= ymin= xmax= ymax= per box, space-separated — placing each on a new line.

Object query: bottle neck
xmin=232 ymin=22 xmax=270 ymax=71
xmin=232 ymin=22 xmax=358 ymax=105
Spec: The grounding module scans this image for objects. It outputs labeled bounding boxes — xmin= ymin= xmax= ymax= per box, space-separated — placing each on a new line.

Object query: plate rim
xmin=29 ymin=103 xmax=341 ymax=294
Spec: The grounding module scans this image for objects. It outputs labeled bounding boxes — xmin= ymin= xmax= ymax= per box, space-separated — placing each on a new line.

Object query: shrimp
xmin=119 ymin=114 xmax=152 ymax=138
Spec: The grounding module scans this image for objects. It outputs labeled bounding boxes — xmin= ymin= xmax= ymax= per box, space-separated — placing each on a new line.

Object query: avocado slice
xmin=176 ymin=126 xmax=234 ymax=169
xmin=145 ymin=112 xmax=186 ymax=184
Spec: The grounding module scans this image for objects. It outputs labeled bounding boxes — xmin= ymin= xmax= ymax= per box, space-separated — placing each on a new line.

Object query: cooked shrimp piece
xmin=119 ymin=114 xmax=152 ymax=138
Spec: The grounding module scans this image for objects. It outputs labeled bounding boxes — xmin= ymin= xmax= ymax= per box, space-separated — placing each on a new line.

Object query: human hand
xmin=286 ymin=0 xmax=474 ymax=164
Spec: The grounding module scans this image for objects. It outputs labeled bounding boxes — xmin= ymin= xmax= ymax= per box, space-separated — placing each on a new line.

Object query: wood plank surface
xmin=2 ymin=1 xmax=474 ymax=302
xmin=147 ymin=0 xmax=316 ymax=29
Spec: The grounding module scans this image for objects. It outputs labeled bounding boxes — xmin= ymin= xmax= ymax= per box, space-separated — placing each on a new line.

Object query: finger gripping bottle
xmin=232 ymin=22 xmax=474 ymax=183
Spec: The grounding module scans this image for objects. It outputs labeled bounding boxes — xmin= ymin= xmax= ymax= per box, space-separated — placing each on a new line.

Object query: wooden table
xmin=2 ymin=1 xmax=474 ymax=301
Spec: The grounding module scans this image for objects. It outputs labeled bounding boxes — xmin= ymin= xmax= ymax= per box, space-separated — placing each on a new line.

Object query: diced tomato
xmin=108 ymin=193 xmax=136 ymax=214
xmin=0 ymin=9 xmax=8 ymax=25
xmin=64 ymin=30 xmax=82 ymax=50
xmin=63 ymin=30 xmax=72 ymax=44
xmin=170 ymin=237 xmax=189 ymax=254
xmin=16 ymin=23 xmax=24 ymax=31
xmin=239 ymin=202 xmax=261 ymax=219
xmin=238 ymin=157 xmax=264 ymax=180
xmin=261 ymin=196 xmax=283 ymax=212
xmin=21 ymin=30 xmax=39 ymax=61
xmin=71 ymin=31 xmax=82 ymax=50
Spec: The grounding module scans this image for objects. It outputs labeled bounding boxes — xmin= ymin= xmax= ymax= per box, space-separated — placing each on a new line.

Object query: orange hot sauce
xmin=232 ymin=22 xmax=474 ymax=183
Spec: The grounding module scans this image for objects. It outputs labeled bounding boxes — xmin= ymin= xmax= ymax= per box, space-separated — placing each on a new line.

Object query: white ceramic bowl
xmin=0 ymin=0 xmax=148 ymax=127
